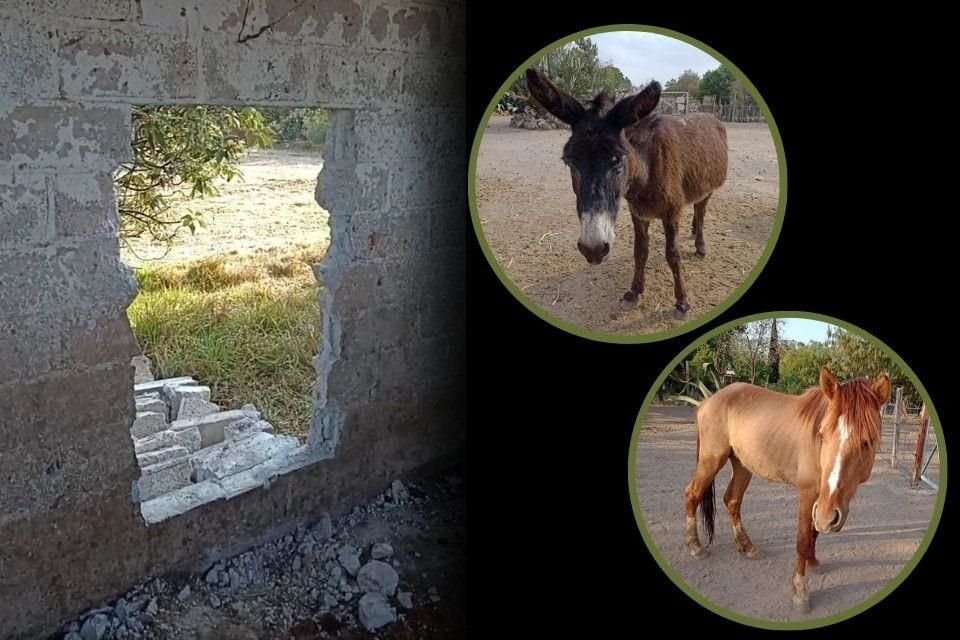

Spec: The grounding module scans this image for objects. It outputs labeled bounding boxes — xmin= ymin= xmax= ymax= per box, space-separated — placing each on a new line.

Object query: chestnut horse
xmin=682 ymin=368 xmax=891 ymax=612
xmin=525 ymin=69 xmax=728 ymax=317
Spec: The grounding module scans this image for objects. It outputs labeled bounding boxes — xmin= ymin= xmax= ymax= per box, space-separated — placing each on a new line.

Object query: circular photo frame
xmin=469 ymin=25 xmax=788 ymax=343
xmin=627 ymin=311 xmax=946 ymax=629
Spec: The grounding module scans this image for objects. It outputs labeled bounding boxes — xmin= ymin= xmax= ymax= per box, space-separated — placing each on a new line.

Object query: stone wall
xmin=0 ymin=1 xmax=465 ymax=637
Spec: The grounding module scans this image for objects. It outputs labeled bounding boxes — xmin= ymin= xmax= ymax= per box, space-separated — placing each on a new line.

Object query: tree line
xmin=663 ymin=66 xmax=756 ymax=107
xmin=506 ymin=38 xmax=633 ymax=103
xmin=668 ymin=320 xmax=920 ymax=406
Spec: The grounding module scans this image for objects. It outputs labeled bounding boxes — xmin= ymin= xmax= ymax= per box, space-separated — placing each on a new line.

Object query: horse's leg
xmin=662 ymin=213 xmax=690 ymax=317
xmin=806 ymin=528 xmax=822 ymax=573
xmin=621 ymin=211 xmax=650 ymax=311
xmin=683 ymin=449 xmax=729 ymax=559
xmin=724 ymin=455 xmax=762 ymax=558
xmin=792 ymin=488 xmax=818 ymax=613
xmin=693 ymin=195 xmax=710 ymax=258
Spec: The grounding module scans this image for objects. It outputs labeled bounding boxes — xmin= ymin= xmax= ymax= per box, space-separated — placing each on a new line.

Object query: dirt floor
xmin=55 ymin=470 xmax=465 ymax=640
xmin=474 ymin=117 xmax=780 ymax=335
xmin=121 ymin=149 xmax=329 ymax=267
xmin=633 ymin=406 xmax=939 ymax=623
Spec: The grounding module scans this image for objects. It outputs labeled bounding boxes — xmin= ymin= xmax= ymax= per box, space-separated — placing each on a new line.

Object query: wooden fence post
xmin=911 ymin=404 xmax=929 ymax=488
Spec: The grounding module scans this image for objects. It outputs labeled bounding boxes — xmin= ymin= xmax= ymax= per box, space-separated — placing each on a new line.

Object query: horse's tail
xmin=694 ymin=403 xmax=716 ymax=546
xmin=700 ymin=475 xmax=716 ymax=546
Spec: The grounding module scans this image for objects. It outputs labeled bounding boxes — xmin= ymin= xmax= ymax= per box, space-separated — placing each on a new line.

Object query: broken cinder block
xmin=130 ymin=411 xmax=167 ymax=439
xmin=164 ymin=384 xmax=211 ymax=420
xmin=177 ymin=396 xmax=219 ymax=421
xmin=136 ymin=444 xmax=188 ymax=468
xmin=137 ymin=457 xmax=192 ymax=502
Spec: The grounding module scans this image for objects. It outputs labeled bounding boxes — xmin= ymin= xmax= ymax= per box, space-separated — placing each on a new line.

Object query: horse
xmin=682 ymin=367 xmax=891 ymax=612
xmin=525 ymin=69 xmax=729 ymax=317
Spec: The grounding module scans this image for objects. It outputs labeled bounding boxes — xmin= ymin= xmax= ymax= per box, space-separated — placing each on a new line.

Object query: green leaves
xmin=510 ymin=37 xmax=633 ymax=101
xmin=116 ymin=105 xmax=274 ymax=245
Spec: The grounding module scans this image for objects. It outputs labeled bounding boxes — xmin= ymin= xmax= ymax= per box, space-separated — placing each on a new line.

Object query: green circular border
xmin=626 ymin=311 xmax=948 ymax=630
xmin=468 ymin=24 xmax=789 ymax=344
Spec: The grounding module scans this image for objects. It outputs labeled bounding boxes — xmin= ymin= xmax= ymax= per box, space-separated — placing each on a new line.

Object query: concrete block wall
xmin=0 ymin=1 xmax=464 ymax=637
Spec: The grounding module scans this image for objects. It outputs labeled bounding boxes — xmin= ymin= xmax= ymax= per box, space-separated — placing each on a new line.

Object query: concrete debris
xmin=371 ymin=542 xmax=393 ymax=560
xmin=357 ymin=593 xmax=395 ymax=632
xmin=357 ymin=560 xmax=399 ymax=597
xmin=58 ymin=471 xmax=464 ymax=639
xmin=337 ymin=545 xmax=361 ymax=577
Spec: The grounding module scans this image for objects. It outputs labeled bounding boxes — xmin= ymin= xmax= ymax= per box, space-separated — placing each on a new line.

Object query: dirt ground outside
xmin=121 ymin=148 xmax=329 ymax=267
xmin=633 ymin=406 xmax=940 ymax=623
xmin=474 ymin=117 xmax=780 ymax=335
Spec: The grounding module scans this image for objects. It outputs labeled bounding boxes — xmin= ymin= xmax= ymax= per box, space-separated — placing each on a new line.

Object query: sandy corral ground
xmin=474 ymin=117 xmax=780 ymax=335
xmin=634 ymin=406 xmax=940 ymax=623
xmin=121 ymin=149 xmax=329 ymax=267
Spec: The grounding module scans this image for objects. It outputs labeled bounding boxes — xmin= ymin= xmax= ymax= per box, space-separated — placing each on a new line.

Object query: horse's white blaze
xmin=580 ymin=212 xmax=615 ymax=249
xmin=827 ymin=416 xmax=850 ymax=496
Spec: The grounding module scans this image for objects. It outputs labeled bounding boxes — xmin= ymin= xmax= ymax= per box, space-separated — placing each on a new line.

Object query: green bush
xmin=302 ymin=109 xmax=329 ymax=145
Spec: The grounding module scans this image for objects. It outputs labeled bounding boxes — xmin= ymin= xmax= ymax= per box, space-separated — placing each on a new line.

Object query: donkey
xmin=525 ymin=69 xmax=729 ymax=316
xmin=682 ymin=368 xmax=891 ymax=612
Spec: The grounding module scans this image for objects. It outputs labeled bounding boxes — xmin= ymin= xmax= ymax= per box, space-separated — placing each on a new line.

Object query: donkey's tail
xmin=694 ymin=403 xmax=716 ymax=546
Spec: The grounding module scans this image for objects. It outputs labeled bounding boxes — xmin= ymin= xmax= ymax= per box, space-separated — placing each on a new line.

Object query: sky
xmin=779 ymin=319 xmax=834 ymax=344
xmin=590 ymin=32 xmax=722 ymax=87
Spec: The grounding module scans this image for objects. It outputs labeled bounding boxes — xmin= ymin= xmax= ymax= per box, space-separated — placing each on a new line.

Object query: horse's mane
xmin=795 ymin=378 xmax=882 ymax=445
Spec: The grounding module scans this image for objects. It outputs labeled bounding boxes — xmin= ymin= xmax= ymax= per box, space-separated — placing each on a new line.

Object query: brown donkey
xmin=683 ymin=368 xmax=891 ymax=612
xmin=525 ymin=69 xmax=728 ymax=316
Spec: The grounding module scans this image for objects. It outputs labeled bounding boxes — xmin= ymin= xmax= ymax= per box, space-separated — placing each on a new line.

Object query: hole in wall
xmin=116 ymin=105 xmax=337 ymax=524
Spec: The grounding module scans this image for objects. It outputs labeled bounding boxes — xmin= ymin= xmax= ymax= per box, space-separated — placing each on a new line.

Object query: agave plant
xmin=667 ymin=366 xmax=724 ymax=407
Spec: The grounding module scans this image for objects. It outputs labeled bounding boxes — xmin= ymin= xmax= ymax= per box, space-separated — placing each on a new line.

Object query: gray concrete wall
xmin=0 ymin=1 xmax=464 ymax=636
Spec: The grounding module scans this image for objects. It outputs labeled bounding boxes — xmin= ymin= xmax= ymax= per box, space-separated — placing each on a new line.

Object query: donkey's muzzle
xmin=577 ymin=240 xmax=610 ymax=265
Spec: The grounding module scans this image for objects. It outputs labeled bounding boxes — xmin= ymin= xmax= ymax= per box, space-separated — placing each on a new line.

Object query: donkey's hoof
xmin=620 ymin=292 xmax=639 ymax=311
xmin=793 ymin=595 xmax=811 ymax=614
xmin=695 ymin=249 xmax=706 ymax=259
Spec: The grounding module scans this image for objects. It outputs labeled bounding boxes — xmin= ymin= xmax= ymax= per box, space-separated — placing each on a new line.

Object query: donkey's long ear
xmin=525 ymin=69 xmax=585 ymax=126
xmin=872 ymin=374 xmax=892 ymax=406
xmin=820 ymin=367 xmax=839 ymax=400
xmin=608 ymin=81 xmax=662 ymax=129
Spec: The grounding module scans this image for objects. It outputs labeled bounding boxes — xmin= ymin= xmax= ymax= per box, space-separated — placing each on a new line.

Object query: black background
xmin=466 ymin=9 xmax=951 ymax=637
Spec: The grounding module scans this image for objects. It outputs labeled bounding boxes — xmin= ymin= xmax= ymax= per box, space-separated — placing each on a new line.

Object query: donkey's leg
xmin=620 ymin=215 xmax=650 ymax=311
xmin=724 ymin=456 xmax=762 ymax=558
xmin=693 ymin=195 xmax=710 ymax=258
xmin=683 ymin=450 xmax=729 ymax=559
xmin=792 ymin=488 xmax=818 ymax=613
xmin=662 ymin=214 xmax=690 ymax=317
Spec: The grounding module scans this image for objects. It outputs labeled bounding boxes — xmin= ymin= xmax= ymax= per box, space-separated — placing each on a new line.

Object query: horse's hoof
xmin=807 ymin=559 xmax=823 ymax=574
xmin=620 ymin=292 xmax=639 ymax=311
xmin=793 ymin=596 xmax=811 ymax=614
xmin=695 ymin=249 xmax=706 ymax=259
xmin=690 ymin=547 xmax=709 ymax=559
xmin=745 ymin=547 xmax=764 ymax=559
xmin=673 ymin=306 xmax=689 ymax=320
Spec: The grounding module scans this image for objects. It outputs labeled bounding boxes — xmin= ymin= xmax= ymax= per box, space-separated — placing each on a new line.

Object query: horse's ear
xmin=819 ymin=367 xmax=839 ymax=400
xmin=872 ymin=374 xmax=891 ymax=406
xmin=609 ymin=81 xmax=662 ymax=129
xmin=525 ymin=68 xmax=585 ymax=126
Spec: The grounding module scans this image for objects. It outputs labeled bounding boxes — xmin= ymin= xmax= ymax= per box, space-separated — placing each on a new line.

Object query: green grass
xmin=127 ymin=246 xmax=326 ymax=439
